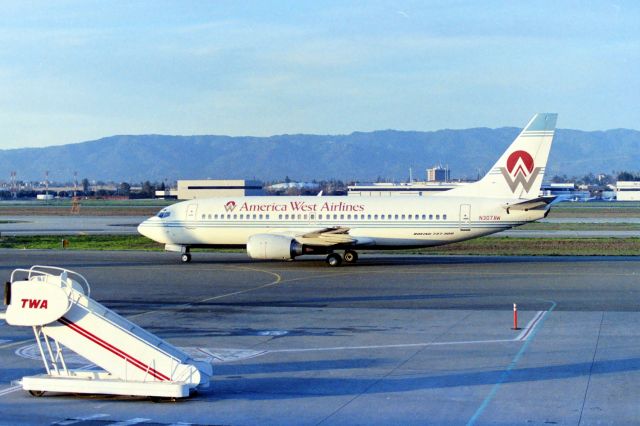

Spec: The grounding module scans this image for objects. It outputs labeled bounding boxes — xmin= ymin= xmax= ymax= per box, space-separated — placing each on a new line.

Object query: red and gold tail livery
xmin=441 ymin=113 xmax=557 ymax=200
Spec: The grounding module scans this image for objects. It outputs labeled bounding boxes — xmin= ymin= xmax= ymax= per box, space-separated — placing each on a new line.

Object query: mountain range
xmin=1 ymin=128 xmax=638 ymax=183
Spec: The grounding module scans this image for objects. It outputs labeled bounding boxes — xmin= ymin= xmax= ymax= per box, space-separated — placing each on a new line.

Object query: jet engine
xmin=246 ymin=234 xmax=304 ymax=260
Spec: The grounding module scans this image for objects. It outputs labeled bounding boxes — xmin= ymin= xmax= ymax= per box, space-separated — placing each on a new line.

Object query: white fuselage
xmin=137 ymin=113 xmax=558 ymax=264
xmin=138 ymin=195 xmax=546 ymax=249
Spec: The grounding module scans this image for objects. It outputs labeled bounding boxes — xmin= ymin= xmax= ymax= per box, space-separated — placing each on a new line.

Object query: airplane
xmin=138 ymin=113 xmax=558 ymax=266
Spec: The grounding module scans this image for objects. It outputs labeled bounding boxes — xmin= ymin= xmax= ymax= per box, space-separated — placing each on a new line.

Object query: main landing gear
xmin=343 ymin=250 xmax=358 ymax=264
xmin=325 ymin=250 xmax=359 ymax=267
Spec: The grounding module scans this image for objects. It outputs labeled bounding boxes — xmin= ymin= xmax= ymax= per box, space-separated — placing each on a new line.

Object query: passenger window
xmin=201 ymin=214 xmax=205 ymax=219
xmin=285 ymin=214 xmax=289 ymax=219
xmin=347 ymin=214 xmax=351 ymax=220
xmin=436 ymin=214 xmax=440 ymax=220
xmin=443 ymin=214 xmax=447 ymax=220
xmin=381 ymin=214 xmax=385 ymax=219
xmin=361 ymin=214 xmax=365 ymax=219
xmin=367 ymin=214 xmax=371 ymax=220
xmin=239 ymin=214 xmax=243 ymax=219
xmin=422 ymin=214 xmax=426 ymax=220
xmin=395 ymin=214 xmax=399 ymax=219
xmin=340 ymin=214 xmax=344 ymax=220
xmin=310 ymin=214 xmax=315 ymax=220
xmin=233 ymin=214 xmax=237 ymax=219
xmin=214 ymin=214 xmax=218 ymax=219
xmin=319 ymin=214 xmax=323 ymax=220
xmin=227 ymin=214 xmax=231 ymax=219
xmin=401 ymin=215 xmax=405 ymax=220
xmin=279 ymin=214 xmax=283 ymax=220
xmin=408 ymin=214 xmax=412 ymax=219
xmin=266 ymin=214 xmax=270 ymax=220
xmin=333 ymin=214 xmax=338 ymax=220
xmin=374 ymin=214 xmax=378 ymax=220
xmin=259 ymin=214 xmax=263 ymax=219
xmin=429 ymin=214 xmax=433 ymax=220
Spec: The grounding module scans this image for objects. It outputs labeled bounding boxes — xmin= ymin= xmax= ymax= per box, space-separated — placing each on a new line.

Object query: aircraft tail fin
xmin=440 ymin=113 xmax=557 ymax=199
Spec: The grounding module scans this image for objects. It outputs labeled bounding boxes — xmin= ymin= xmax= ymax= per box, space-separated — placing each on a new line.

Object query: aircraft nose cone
xmin=137 ymin=219 xmax=152 ymax=239
xmin=137 ymin=217 xmax=170 ymax=244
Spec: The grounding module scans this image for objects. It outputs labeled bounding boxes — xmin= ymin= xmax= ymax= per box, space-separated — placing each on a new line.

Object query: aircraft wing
xmin=297 ymin=227 xmax=356 ymax=246
xmin=503 ymin=196 xmax=557 ymax=211
xmin=268 ymin=227 xmax=374 ymax=247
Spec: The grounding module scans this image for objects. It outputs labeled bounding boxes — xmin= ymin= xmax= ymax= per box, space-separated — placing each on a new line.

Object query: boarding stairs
xmin=2 ymin=266 xmax=212 ymax=399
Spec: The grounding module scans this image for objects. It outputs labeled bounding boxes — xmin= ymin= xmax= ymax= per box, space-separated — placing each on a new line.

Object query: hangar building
xmin=616 ymin=181 xmax=640 ymax=201
xmin=156 ymin=180 xmax=264 ymax=200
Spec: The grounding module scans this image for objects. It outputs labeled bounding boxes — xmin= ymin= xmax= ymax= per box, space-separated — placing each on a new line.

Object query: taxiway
xmin=0 ymin=250 xmax=639 ymax=425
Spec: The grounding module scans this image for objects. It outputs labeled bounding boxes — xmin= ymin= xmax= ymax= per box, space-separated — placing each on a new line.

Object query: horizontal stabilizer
xmin=502 ymin=196 xmax=557 ymax=211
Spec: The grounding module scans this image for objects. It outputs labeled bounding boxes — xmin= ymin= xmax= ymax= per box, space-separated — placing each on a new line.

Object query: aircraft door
xmin=186 ymin=204 xmax=198 ymax=228
xmin=459 ymin=204 xmax=471 ymax=231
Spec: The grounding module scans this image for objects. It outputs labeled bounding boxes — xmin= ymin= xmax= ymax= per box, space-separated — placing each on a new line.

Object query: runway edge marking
xmin=466 ymin=302 xmax=557 ymax=426
xmin=516 ymin=310 xmax=546 ymax=341
xmin=0 ymin=385 xmax=21 ymax=397
xmin=262 ymin=309 xmax=552 ymax=354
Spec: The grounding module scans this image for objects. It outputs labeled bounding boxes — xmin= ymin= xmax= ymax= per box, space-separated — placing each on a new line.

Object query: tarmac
xmin=0 ymin=250 xmax=639 ymax=425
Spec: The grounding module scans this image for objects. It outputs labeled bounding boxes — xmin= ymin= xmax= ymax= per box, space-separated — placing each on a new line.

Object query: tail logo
xmin=500 ymin=150 xmax=541 ymax=193
xmin=224 ymin=201 xmax=237 ymax=212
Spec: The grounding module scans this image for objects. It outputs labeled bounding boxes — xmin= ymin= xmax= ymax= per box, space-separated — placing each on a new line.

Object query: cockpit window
xmin=157 ymin=210 xmax=171 ymax=219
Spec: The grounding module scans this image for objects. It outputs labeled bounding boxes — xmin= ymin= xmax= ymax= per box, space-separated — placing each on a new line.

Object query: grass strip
xmin=0 ymin=235 xmax=638 ymax=256
xmin=0 ymin=235 xmax=164 ymax=250
xmin=519 ymin=222 xmax=640 ymax=231
xmin=397 ymin=237 xmax=640 ymax=256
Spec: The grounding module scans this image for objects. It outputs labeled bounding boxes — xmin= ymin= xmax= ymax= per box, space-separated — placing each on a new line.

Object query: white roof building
xmin=616 ymin=181 xmax=640 ymax=201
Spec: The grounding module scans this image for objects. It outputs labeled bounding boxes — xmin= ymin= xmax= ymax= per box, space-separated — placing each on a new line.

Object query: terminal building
xmin=156 ymin=179 xmax=264 ymax=200
xmin=427 ymin=165 xmax=450 ymax=182
xmin=540 ymin=183 xmax=576 ymax=196
xmin=616 ymin=181 xmax=640 ymax=201
xmin=349 ymin=164 xmax=465 ymax=197
xmin=347 ymin=181 xmax=467 ymax=197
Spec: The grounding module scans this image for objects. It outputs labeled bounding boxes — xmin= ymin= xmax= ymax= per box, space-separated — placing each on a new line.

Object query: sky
xmin=0 ymin=0 xmax=638 ymax=149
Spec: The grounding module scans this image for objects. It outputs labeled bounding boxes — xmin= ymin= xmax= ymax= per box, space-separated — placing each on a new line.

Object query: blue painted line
xmin=466 ymin=301 xmax=557 ymax=426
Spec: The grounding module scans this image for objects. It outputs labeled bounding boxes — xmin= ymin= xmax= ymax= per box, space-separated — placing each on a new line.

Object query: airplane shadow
xmin=205 ymin=356 xmax=640 ymax=400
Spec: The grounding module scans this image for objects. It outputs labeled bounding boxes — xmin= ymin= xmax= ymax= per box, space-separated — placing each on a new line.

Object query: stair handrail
xmin=68 ymin=291 xmax=188 ymax=380
xmin=10 ymin=266 xmax=91 ymax=297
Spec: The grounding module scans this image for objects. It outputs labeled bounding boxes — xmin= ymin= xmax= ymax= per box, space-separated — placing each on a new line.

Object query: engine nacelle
xmin=246 ymin=234 xmax=304 ymax=260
